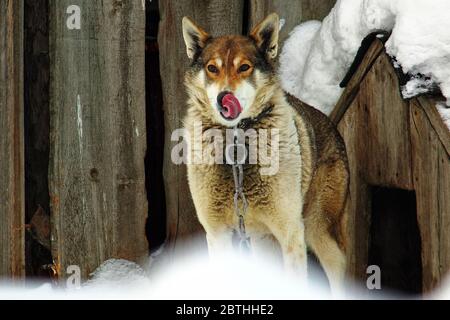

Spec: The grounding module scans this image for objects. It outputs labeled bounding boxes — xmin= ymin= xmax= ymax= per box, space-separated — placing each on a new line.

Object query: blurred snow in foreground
xmin=0 ymin=240 xmax=448 ymax=300
xmin=0 ymin=248 xmax=329 ymax=300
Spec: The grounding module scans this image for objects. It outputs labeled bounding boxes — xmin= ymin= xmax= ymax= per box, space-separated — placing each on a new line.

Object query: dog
xmin=181 ymin=13 xmax=349 ymax=294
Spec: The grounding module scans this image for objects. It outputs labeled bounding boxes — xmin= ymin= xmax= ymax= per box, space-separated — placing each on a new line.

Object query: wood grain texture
xmin=0 ymin=0 xmax=25 ymax=279
xmin=330 ymin=40 xmax=384 ymax=124
xmin=337 ymin=51 xmax=414 ymax=283
xmin=248 ymin=0 xmax=335 ymax=44
xmin=158 ymin=0 xmax=245 ymax=254
xmin=249 ymin=0 xmax=336 ymax=48
xmin=49 ymin=0 xmax=148 ymax=279
xmin=357 ymin=53 xmax=413 ymax=190
xmin=335 ymin=40 xmax=450 ymax=292
xmin=417 ymin=96 xmax=450 ymax=155
xmin=248 ymin=0 xmax=302 ymax=44
xmin=337 ymin=109 xmax=371 ymax=282
xmin=300 ymin=0 xmax=336 ymax=21
xmin=410 ymin=101 xmax=450 ymax=292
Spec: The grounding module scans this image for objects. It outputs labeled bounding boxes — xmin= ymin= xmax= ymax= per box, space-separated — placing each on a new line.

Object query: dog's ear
xmin=250 ymin=13 xmax=280 ymax=60
xmin=182 ymin=17 xmax=210 ymax=60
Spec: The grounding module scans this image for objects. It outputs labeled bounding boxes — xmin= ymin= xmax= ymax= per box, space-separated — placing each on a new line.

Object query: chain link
xmin=230 ymin=126 xmax=251 ymax=252
xmin=223 ymin=106 xmax=273 ymax=253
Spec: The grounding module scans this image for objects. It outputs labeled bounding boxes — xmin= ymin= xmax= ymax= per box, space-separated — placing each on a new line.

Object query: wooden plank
xmin=336 ymin=49 xmax=415 ymax=283
xmin=49 ymin=0 xmax=147 ymax=279
xmin=248 ymin=0 xmax=335 ymax=44
xmin=416 ymin=96 xmax=450 ymax=156
xmin=158 ymin=0 xmax=244 ymax=254
xmin=330 ymin=40 xmax=384 ymax=124
xmin=300 ymin=0 xmax=336 ymax=21
xmin=0 ymin=0 xmax=25 ymax=279
xmin=355 ymin=53 xmax=413 ymax=190
xmin=337 ymin=98 xmax=371 ymax=283
xmin=438 ymin=143 xmax=450 ymax=281
xmin=410 ymin=100 xmax=450 ymax=292
xmin=248 ymin=0 xmax=302 ymax=44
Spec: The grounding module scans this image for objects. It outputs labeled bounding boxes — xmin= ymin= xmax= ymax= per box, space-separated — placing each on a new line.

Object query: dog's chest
xmin=188 ymin=120 xmax=303 ymax=221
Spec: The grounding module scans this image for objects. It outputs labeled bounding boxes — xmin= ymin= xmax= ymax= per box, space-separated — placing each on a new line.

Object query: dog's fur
xmin=182 ymin=13 xmax=349 ymax=293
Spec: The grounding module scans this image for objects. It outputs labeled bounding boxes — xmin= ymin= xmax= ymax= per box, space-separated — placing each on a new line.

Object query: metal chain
xmin=224 ymin=106 xmax=273 ymax=253
xmin=231 ymin=126 xmax=251 ymax=252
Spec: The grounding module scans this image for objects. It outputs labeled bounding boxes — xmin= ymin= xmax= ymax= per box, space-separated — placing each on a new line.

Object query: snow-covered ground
xmin=280 ymin=0 xmax=450 ymax=118
xmin=0 ymin=245 xmax=332 ymax=300
xmin=0 ymin=240 xmax=448 ymax=300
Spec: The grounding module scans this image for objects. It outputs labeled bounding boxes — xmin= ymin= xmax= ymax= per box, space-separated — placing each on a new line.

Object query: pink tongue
xmin=220 ymin=93 xmax=242 ymax=119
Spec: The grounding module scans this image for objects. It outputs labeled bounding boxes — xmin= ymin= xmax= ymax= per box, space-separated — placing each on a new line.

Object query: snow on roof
xmin=279 ymin=0 xmax=450 ymax=121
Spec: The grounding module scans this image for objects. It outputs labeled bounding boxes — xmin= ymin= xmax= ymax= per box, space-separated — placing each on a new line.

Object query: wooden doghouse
xmin=329 ymin=37 xmax=450 ymax=294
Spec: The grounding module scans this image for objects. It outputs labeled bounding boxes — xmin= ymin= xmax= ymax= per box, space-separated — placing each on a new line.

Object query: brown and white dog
xmin=182 ymin=13 xmax=349 ymax=294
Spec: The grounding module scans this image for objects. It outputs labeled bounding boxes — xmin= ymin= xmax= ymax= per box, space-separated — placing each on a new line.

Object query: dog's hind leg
xmin=306 ymin=225 xmax=347 ymax=296
xmin=304 ymin=161 xmax=349 ymax=297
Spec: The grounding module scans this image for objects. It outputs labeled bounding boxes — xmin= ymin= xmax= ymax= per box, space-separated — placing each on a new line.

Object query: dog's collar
xmin=237 ymin=104 xmax=274 ymax=130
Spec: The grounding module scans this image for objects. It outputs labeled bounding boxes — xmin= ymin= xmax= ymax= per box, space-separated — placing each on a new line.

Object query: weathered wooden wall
xmin=49 ymin=0 xmax=148 ymax=279
xmin=410 ymin=98 xmax=450 ymax=292
xmin=335 ymin=47 xmax=411 ymax=281
xmin=248 ymin=0 xmax=335 ymax=44
xmin=0 ymin=0 xmax=25 ymax=279
xmin=332 ymin=39 xmax=450 ymax=292
xmin=158 ymin=0 xmax=336 ymax=254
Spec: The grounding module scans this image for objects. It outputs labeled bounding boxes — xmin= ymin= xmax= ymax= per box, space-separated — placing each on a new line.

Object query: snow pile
xmin=280 ymin=0 xmax=450 ymax=115
xmin=437 ymin=102 xmax=450 ymax=129
xmin=401 ymin=76 xmax=435 ymax=99
xmin=279 ymin=21 xmax=321 ymax=96
xmin=84 ymin=259 xmax=150 ymax=289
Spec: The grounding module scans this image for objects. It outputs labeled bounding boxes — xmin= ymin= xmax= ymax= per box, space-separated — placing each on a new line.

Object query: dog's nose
xmin=217 ymin=91 xmax=231 ymax=108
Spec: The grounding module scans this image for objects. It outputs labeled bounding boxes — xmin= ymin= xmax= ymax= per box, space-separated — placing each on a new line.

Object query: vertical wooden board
xmin=248 ymin=0 xmax=335 ymax=44
xmin=330 ymin=40 xmax=384 ymax=124
xmin=356 ymin=54 xmax=413 ymax=190
xmin=438 ymin=144 xmax=450 ymax=280
xmin=337 ymin=99 xmax=371 ymax=282
xmin=300 ymin=0 xmax=336 ymax=21
xmin=417 ymin=97 xmax=450 ymax=155
xmin=158 ymin=0 xmax=244 ymax=253
xmin=248 ymin=0 xmax=302 ymax=44
xmin=410 ymin=101 xmax=443 ymax=292
xmin=49 ymin=0 xmax=147 ymax=278
xmin=0 ymin=0 xmax=25 ymax=278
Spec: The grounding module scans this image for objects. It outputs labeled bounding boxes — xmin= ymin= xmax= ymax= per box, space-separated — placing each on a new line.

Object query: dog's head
xmin=183 ymin=13 xmax=280 ymax=127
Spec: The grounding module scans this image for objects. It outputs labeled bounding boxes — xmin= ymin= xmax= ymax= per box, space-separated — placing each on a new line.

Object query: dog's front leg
xmin=205 ymin=229 xmax=234 ymax=260
xmin=269 ymin=219 xmax=308 ymax=280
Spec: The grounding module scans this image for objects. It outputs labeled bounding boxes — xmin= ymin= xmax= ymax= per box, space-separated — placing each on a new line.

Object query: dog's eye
xmin=207 ymin=65 xmax=219 ymax=73
xmin=238 ymin=64 xmax=251 ymax=73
